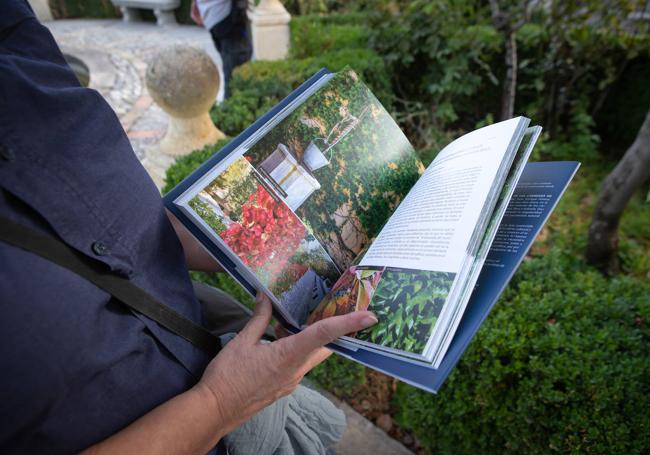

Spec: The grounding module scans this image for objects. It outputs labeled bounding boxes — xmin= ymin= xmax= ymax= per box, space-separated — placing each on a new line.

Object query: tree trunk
xmin=586 ymin=109 xmax=650 ymax=274
xmin=500 ymin=32 xmax=517 ymax=120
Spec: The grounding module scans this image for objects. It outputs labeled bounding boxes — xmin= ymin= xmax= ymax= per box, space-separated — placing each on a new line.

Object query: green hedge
xmin=51 ymin=0 xmax=193 ymax=23
xmin=209 ymin=11 xmax=390 ymax=138
xmin=211 ymin=48 xmax=391 ymax=137
xmin=394 ymin=251 xmax=650 ymax=454
xmin=50 ymin=0 xmax=119 ymax=19
xmin=290 ymin=14 xmax=371 ymax=59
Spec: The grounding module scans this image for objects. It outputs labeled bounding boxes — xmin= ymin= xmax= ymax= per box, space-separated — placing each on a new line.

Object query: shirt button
xmin=0 ymin=143 xmax=15 ymax=161
xmin=92 ymin=241 xmax=109 ymax=256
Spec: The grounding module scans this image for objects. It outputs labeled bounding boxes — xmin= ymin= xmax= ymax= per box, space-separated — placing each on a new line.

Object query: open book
xmin=164 ymin=68 xmax=579 ymax=392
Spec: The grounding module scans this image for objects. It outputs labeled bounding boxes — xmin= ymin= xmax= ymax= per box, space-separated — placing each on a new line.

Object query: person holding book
xmin=0 ymin=1 xmax=377 ymax=453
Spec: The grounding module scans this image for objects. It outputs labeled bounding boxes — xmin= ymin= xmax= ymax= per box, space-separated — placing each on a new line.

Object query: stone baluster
xmin=144 ymin=45 xmax=225 ymax=187
xmin=247 ymin=0 xmax=291 ymax=61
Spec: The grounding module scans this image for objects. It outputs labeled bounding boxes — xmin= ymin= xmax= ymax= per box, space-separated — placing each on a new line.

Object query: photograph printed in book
xmin=189 ymin=156 xmax=339 ymax=325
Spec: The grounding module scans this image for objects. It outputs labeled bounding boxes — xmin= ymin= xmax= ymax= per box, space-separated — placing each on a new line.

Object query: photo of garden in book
xmin=242 ymin=68 xmax=425 ymax=271
xmin=189 ymin=156 xmax=339 ymax=325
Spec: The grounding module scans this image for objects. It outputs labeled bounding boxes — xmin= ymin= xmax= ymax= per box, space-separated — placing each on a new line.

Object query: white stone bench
xmin=111 ymin=0 xmax=180 ymax=26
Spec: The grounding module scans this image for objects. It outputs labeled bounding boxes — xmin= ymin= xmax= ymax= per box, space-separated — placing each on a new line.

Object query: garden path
xmin=43 ymin=19 xmax=223 ymax=160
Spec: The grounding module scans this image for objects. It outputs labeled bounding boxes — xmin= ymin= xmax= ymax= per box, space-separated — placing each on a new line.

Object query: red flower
xmin=221 ymin=184 xmax=306 ymax=273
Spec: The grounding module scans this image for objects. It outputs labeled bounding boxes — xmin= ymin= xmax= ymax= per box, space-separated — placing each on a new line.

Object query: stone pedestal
xmin=112 ymin=0 xmax=180 ymax=25
xmin=248 ymin=0 xmax=291 ymax=61
xmin=144 ymin=45 xmax=225 ymax=187
xmin=119 ymin=6 xmax=142 ymax=22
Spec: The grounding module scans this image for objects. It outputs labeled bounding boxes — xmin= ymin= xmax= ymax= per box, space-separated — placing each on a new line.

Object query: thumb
xmin=239 ymin=293 xmax=273 ymax=344
xmin=280 ymin=311 xmax=378 ymax=359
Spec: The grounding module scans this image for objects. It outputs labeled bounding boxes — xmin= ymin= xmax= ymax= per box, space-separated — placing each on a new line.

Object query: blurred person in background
xmin=191 ymin=0 xmax=252 ymax=98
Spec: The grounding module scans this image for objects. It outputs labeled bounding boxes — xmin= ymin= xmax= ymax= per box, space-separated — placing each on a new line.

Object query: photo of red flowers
xmin=221 ymin=184 xmax=305 ymax=275
xmin=190 ymin=156 xmax=340 ymax=325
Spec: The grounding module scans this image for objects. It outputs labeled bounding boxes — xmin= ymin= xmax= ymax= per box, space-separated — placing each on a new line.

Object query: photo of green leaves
xmin=356 ymin=268 xmax=456 ymax=354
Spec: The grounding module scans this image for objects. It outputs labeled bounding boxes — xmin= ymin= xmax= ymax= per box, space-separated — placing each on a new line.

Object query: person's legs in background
xmin=210 ymin=17 xmax=251 ymax=99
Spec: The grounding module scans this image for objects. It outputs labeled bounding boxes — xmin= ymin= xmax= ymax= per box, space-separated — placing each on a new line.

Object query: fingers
xmin=281 ymin=310 xmax=378 ymax=360
xmin=274 ymin=324 xmax=291 ymax=340
xmin=239 ymin=293 xmax=273 ymax=344
xmin=302 ymin=347 xmax=333 ymax=373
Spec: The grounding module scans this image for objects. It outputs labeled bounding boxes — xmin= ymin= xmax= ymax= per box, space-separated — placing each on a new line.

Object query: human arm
xmin=166 ymin=208 xmax=224 ymax=272
xmin=82 ymin=294 xmax=378 ymax=454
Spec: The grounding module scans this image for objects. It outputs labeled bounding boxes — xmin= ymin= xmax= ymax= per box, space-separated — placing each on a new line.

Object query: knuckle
xmin=315 ymin=322 xmax=334 ymax=343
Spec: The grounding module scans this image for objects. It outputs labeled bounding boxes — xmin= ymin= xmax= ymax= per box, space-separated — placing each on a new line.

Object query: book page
xmin=359 ymin=118 xmax=524 ymax=273
xmin=175 ymin=68 xmax=423 ymax=327
xmin=307 ymin=119 xmax=527 ymax=356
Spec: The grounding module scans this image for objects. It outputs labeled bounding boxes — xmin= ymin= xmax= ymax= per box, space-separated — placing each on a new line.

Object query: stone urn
xmin=144 ymin=45 xmax=225 ymax=187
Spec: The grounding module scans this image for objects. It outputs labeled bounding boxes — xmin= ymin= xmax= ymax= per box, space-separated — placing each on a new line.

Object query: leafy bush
xmin=394 ymin=250 xmax=650 ymax=454
xmin=369 ymin=1 xmax=502 ymax=145
xmin=369 ymin=0 xmax=650 ymax=153
xmin=162 ymin=139 xmax=231 ymax=194
xmin=533 ymin=109 xmax=601 ymax=163
xmin=211 ymin=48 xmax=392 ymax=137
xmin=308 ymin=354 xmax=367 ymax=397
xmin=50 ymin=0 xmax=119 ymax=18
xmin=290 ymin=14 xmax=371 ymax=59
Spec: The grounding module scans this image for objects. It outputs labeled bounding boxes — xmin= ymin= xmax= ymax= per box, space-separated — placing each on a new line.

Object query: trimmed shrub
xmin=50 ymin=0 xmax=119 ymax=18
xmin=394 ymin=250 xmax=650 ymax=454
xmin=210 ymin=77 xmax=292 ymax=137
xmin=308 ymin=355 xmax=367 ymax=398
xmin=162 ymin=139 xmax=230 ymax=194
xmin=211 ymin=48 xmax=392 ymax=137
xmin=290 ymin=14 xmax=371 ymax=59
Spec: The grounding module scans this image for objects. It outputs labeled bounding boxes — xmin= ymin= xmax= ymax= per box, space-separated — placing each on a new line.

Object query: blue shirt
xmin=0 ymin=2 xmax=214 ymax=452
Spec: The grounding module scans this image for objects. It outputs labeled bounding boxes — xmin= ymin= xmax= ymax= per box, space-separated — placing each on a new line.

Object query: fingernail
xmin=361 ymin=314 xmax=378 ymax=328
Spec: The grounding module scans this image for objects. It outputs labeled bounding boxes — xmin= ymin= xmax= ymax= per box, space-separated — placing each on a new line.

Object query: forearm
xmin=82 ymin=384 xmax=230 ymax=454
xmin=166 ymin=209 xmax=223 ymax=272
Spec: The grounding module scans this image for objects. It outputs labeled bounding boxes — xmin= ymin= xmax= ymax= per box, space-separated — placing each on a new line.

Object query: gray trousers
xmin=192 ymin=282 xmax=346 ymax=455
xmin=193 ymin=281 xmax=275 ymax=339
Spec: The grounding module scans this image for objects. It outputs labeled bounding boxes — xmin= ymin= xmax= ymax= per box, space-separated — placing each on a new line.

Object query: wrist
xmin=191 ymin=381 xmax=233 ymax=439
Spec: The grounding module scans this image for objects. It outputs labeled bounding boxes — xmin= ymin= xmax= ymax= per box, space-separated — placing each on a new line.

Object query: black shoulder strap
xmin=0 ymin=216 xmax=220 ymax=356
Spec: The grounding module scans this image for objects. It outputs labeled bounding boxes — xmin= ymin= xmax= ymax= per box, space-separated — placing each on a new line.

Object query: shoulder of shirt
xmin=1 ymin=0 xmax=36 ymax=32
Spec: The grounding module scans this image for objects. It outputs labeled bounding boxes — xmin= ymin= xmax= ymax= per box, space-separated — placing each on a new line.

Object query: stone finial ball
xmin=146 ymin=45 xmax=219 ymax=118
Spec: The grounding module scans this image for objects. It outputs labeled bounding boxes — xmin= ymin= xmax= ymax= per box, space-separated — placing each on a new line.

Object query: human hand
xmin=190 ymin=0 xmax=203 ymax=26
xmin=194 ymin=293 xmax=377 ymax=435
